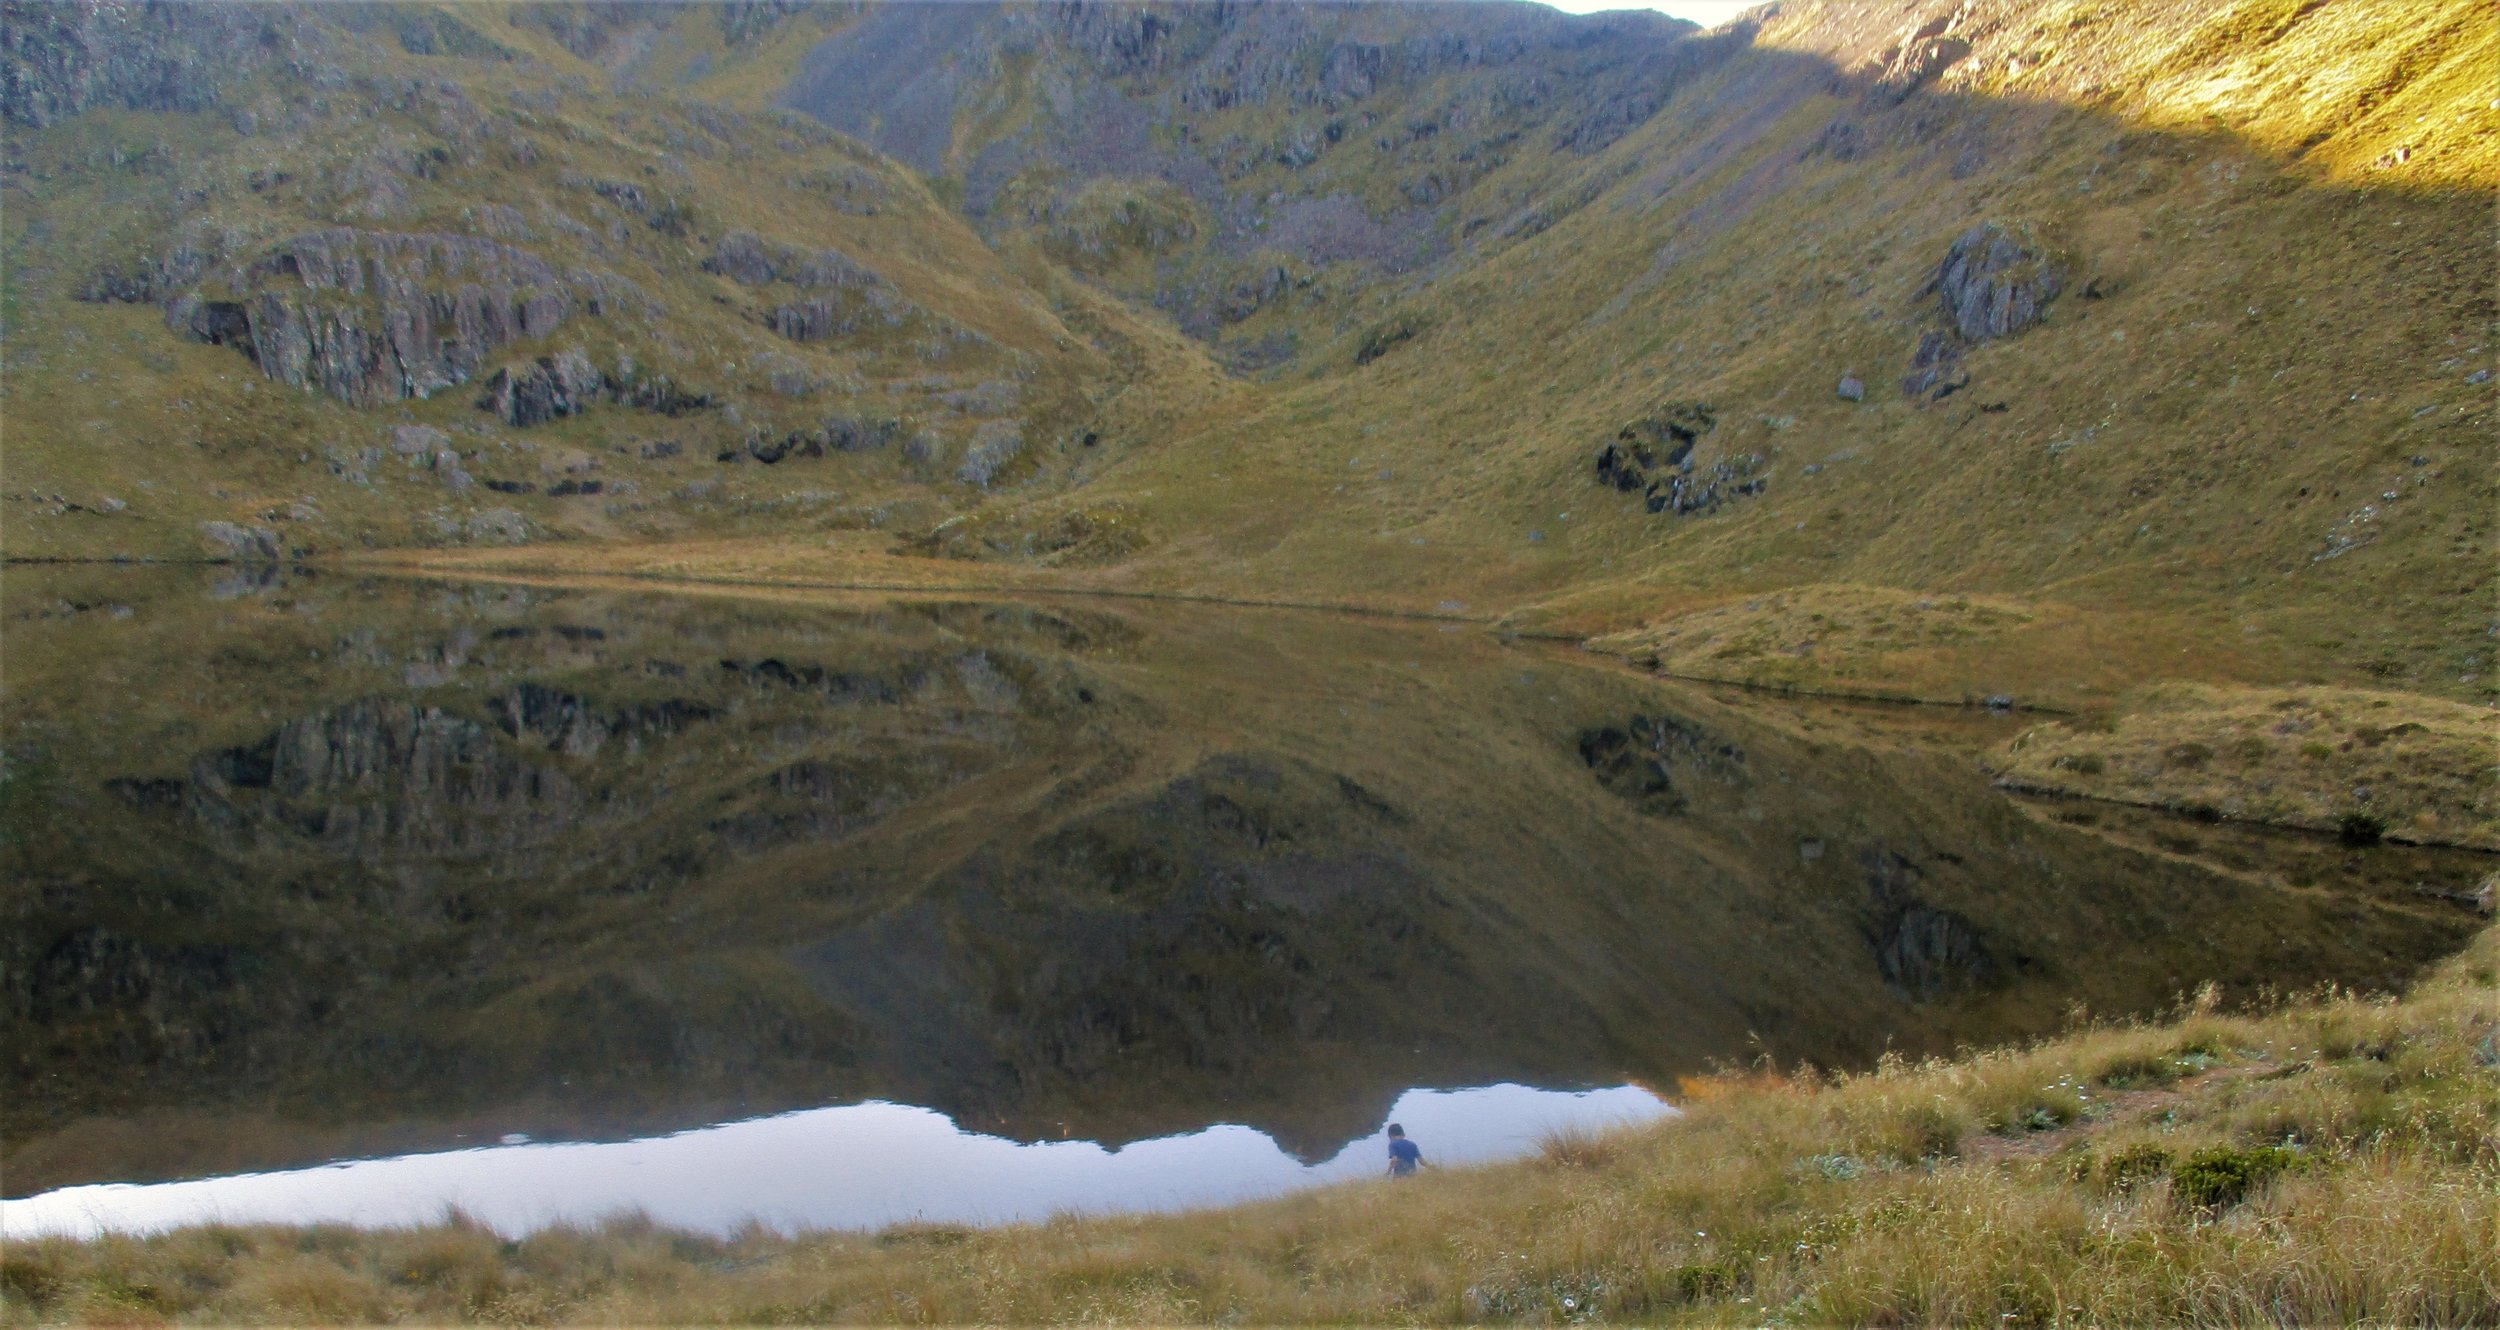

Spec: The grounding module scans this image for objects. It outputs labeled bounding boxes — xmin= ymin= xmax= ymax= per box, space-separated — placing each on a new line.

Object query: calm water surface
xmin=5 ymin=1084 xmax=1667 ymax=1238
xmin=2 ymin=568 xmax=2481 ymax=1235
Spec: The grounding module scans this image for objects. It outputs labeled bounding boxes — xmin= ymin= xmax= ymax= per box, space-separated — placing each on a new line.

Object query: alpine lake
xmin=4 ymin=566 xmax=2484 ymax=1237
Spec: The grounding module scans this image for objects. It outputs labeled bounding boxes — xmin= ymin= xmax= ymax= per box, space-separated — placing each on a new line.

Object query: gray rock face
xmin=1900 ymin=329 xmax=1967 ymax=401
xmin=199 ymin=521 xmax=281 ymax=563
xmin=1837 ymin=375 xmax=1866 ymax=402
xmin=1862 ymin=19 xmax=1971 ymax=108
xmin=1898 ymin=223 xmax=2062 ymax=401
xmin=702 ymin=231 xmax=883 ymax=290
xmin=389 ymin=425 xmax=450 ymax=456
xmin=478 ymin=350 xmax=603 ymax=427
xmin=166 ymin=692 xmax=710 ymax=855
xmin=765 ymin=295 xmax=908 ymax=343
xmin=703 ymin=232 xmax=916 ymax=344
xmin=0 ymin=0 xmax=290 ymax=128
xmin=78 ymin=243 xmax=219 ymax=305
xmin=1927 ymin=222 xmax=2066 ymax=343
xmin=154 ymin=229 xmax=644 ymax=407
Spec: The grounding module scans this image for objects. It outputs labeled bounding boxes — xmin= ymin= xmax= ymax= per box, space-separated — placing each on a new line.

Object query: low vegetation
xmin=1998 ymin=683 xmax=2500 ymax=850
xmin=9 ymin=923 xmax=2494 ymax=1326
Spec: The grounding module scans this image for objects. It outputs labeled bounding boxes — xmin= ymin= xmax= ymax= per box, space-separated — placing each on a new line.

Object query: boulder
xmin=200 ymin=520 xmax=281 ymax=563
xmin=1594 ymin=401 xmax=1714 ymax=492
xmin=1900 ymin=330 xmax=1967 ymax=400
xmin=390 ymin=424 xmax=450 ymax=455
xmin=478 ymin=350 xmax=603 ymax=427
xmin=1927 ymin=222 xmax=2066 ymax=343
xmin=1837 ymin=375 xmax=1865 ymax=402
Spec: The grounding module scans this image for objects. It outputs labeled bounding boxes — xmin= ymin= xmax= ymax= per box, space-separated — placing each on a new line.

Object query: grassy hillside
xmin=7 ymin=916 xmax=2493 ymax=1324
xmin=6 ymin=2 xmax=2493 ymax=729
xmin=0 ymin=1 xmax=1207 ymax=563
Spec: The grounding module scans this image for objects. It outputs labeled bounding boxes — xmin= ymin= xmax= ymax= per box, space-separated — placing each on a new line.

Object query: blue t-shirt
xmin=1388 ymin=1138 xmax=1421 ymax=1174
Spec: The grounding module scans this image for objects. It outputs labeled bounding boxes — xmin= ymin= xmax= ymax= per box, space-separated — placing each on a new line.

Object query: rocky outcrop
xmin=177 ymin=700 xmax=585 ymax=855
xmin=1861 ymin=15 xmax=1973 ymax=108
xmin=493 ymin=683 xmax=714 ymax=759
xmin=1593 ymin=403 xmax=1767 ymax=516
xmin=702 ymin=232 xmax=918 ymax=345
xmin=703 ymin=231 xmax=883 ymax=290
xmin=0 ymin=0 xmax=290 ymax=128
xmin=1928 ymin=223 xmax=2066 ymax=343
xmin=742 ymin=415 xmax=910 ymax=464
xmin=152 ymin=229 xmax=645 ymax=407
xmin=136 ymin=686 xmax=713 ymax=855
xmin=78 ymin=243 xmax=220 ymax=305
xmin=1900 ymin=222 xmax=2066 ymax=401
xmin=199 ymin=521 xmax=282 ymax=563
xmin=1901 ymin=330 xmax=1968 ymax=401
xmin=765 ymin=295 xmax=908 ymax=343
xmin=1860 ymin=851 xmax=1993 ymax=1001
xmin=475 ymin=353 xmax=713 ymax=427
xmin=1577 ymin=711 xmax=1745 ymax=816
xmin=478 ymin=351 xmax=602 ymax=427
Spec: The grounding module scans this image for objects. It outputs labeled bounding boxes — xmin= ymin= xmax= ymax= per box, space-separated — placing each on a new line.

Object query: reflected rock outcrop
xmin=2 ymin=568 xmax=2481 ymax=1192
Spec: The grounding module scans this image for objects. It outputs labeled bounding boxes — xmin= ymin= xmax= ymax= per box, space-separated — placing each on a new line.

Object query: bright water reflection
xmin=3 ymin=1084 xmax=1670 ymax=1239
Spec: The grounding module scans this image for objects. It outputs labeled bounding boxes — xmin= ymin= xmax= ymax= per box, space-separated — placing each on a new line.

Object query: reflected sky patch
xmin=4 ymin=1083 xmax=1672 ymax=1239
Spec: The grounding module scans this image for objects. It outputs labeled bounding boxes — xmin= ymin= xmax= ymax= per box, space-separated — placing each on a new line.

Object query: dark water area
xmin=2 ymin=566 xmax=2484 ymax=1233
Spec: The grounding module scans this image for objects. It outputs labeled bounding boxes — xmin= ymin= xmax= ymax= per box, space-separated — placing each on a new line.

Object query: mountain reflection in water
xmin=4 ymin=1083 xmax=1670 ymax=1238
xmin=2 ymin=567 xmax=2482 ymax=1211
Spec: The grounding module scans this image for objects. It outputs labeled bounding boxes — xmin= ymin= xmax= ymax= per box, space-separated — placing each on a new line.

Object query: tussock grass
xmin=9 ymin=924 xmax=2496 ymax=1326
xmin=1998 ymin=683 xmax=2500 ymax=849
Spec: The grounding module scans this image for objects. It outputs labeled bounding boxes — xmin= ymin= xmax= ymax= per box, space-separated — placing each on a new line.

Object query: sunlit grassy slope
xmin=7 ymin=918 xmax=2494 ymax=1325
xmin=271 ymin=0 xmax=2497 ymax=725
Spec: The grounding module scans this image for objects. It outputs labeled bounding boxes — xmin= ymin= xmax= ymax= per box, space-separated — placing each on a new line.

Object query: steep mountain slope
xmin=719 ymin=0 xmax=2497 ymax=705
xmin=5 ymin=0 xmax=2494 ymax=718
xmin=1 ymin=1 xmax=1188 ymax=563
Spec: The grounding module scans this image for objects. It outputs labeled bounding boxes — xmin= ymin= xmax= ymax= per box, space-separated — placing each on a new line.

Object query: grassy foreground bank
xmin=6 ymin=922 xmax=2496 ymax=1326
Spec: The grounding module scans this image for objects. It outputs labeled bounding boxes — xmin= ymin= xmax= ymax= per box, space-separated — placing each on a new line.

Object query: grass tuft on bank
xmin=6 ymin=924 xmax=2496 ymax=1326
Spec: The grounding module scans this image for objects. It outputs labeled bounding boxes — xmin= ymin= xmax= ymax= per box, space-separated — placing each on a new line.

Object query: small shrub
xmin=2093 ymin=1051 xmax=2182 ymax=1089
xmin=1974 ymin=1081 xmax=2085 ymax=1134
xmin=2171 ymin=1145 xmax=2297 ymax=1210
xmin=2300 ymin=741 xmax=2335 ymax=761
xmin=2338 ymin=811 xmax=2387 ymax=845
xmin=1675 ymin=1259 xmax=1743 ymax=1301
xmin=1804 ymin=1153 xmax=1866 ymax=1180
xmin=2102 ymin=1143 xmax=2173 ymax=1189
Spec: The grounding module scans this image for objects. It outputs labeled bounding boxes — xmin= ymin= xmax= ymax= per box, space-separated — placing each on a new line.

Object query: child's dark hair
xmin=1387 ymin=1123 xmax=1405 ymax=1137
